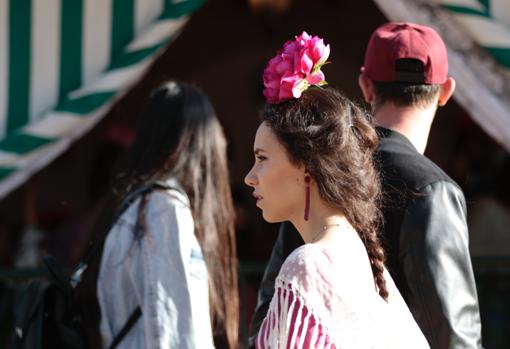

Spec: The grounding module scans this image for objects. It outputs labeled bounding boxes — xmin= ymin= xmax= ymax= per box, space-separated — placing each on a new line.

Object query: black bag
xmin=12 ymin=257 xmax=87 ymax=349
xmin=11 ymin=182 xmax=174 ymax=349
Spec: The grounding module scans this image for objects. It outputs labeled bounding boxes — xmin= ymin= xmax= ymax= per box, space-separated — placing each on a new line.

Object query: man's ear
xmin=358 ymin=74 xmax=375 ymax=104
xmin=438 ymin=77 xmax=456 ymax=106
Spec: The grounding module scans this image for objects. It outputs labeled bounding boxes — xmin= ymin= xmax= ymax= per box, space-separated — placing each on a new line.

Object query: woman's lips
xmin=253 ymin=192 xmax=263 ymax=204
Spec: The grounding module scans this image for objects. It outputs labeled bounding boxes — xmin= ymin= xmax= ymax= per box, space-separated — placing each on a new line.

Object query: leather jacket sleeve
xmin=248 ymin=222 xmax=303 ymax=348
xmin=400 ymin=181 xmax=482 ymax=349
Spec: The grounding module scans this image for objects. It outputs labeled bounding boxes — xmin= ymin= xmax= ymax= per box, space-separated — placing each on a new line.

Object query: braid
xmin=352 ymin=115 xmax=389 ymax=301
xmin=362 ymin=227 xmax=389 ymax=300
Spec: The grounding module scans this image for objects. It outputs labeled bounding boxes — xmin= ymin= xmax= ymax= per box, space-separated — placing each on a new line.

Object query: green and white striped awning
xmin=372 ymin=0 xmax=510 ymax=152
xmin=0 ymin=0 xmax=204 ymax=199
xmin=437 ymin=0 xmax=510 ymax=67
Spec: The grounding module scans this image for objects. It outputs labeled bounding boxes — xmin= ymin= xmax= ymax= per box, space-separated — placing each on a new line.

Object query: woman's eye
xmin=256 ymin=155 xmax=267 ymax=162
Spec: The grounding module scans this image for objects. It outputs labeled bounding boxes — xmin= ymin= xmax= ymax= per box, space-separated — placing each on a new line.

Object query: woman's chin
xmin=261 ymin=211 xmax=284 ymax=224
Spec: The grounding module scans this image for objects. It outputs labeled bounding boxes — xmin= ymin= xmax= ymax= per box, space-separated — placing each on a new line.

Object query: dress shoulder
xmin=276 ymin=243 xmax=337 ymax=313
xmin=278 ymin=244 xmax=323 ymax=283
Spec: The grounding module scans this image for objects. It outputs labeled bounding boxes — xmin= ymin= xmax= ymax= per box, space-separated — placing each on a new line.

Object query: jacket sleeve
xmin=133 ymin=193 xmax=197 ymax=348
xmin=400 ymin=181 xmax=482 ymax=349
xmin=248 ymin=222 xmax=303 ymax=348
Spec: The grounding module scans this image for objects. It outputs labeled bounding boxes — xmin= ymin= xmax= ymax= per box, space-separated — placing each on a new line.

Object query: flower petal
xmin=306 ymin=71 xmax=325 ymax=85
xmin=317 ymin=44 xmax=330 ymax=66
xmin=291 ymin=79 xmax=308 ymax=98
xmin=299 ymin=49 xmax=314 ymax=75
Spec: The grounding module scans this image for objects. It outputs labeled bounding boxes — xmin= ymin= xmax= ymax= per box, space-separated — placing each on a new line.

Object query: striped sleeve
xmin=256 ymin=281 xmax=336 ymax=349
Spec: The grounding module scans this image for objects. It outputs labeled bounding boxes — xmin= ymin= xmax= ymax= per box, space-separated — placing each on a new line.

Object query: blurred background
xmin=1 ymin=0 xmax=510 ymax=347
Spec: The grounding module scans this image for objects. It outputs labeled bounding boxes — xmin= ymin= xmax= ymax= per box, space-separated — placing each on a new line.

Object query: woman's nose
xmin=244 ymin=167 xmax=257 ymax=187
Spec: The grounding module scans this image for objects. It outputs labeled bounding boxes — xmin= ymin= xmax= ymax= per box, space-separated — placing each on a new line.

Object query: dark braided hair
xmin=262 ymin=87 xmax=389 ymax=300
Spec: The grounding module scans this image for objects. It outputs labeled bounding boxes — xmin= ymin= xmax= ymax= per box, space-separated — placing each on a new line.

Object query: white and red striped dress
xmin=256 ymin=243 xmax=429 ymax=349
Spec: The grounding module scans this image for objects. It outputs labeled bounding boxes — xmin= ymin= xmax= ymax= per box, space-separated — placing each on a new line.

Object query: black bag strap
xmin=70 ymin=181 xmax=178 ymax=288
xmin=107 ymin=306 xmax=142 ymax=349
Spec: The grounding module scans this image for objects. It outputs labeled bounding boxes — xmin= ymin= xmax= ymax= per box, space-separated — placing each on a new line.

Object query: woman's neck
xmin=291 ymin=195 xmax=352 ymax=243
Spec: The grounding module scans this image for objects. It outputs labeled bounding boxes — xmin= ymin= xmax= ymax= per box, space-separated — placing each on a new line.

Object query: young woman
xmin=97 ymin=81 xmax=238 ymax=348
xmin=245 ymin=33 xmax=428 ymax=348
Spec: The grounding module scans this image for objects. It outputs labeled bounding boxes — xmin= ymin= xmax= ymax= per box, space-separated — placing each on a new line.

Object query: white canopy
xmin=0 ymin=0 xmax=204 ymax=199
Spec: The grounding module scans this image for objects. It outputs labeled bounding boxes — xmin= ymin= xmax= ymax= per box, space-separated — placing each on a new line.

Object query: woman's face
xmin=245 ymin=122 xmax=305 ymax=223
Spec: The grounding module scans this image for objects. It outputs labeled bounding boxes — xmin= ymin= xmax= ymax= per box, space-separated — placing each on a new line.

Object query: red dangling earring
xmin=304 ymin=175 xmax=311 ymax=221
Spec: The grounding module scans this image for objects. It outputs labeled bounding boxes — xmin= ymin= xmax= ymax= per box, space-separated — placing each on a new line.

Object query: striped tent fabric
xmin=435 ymin=0 xmax=510 ymax=68
xmin=372 ymin=0 xmax=510 ymax=153
xmin=0 ymin=0 xmax=205 ymax=199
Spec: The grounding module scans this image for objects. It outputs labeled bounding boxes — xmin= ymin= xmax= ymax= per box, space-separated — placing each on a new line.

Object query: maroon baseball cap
xmin=361 ymin=22 xmax=448 ymax=84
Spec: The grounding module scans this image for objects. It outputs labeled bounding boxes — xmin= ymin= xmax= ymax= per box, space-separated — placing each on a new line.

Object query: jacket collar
xmin=376 ymin=126 xmax=419 ymax=153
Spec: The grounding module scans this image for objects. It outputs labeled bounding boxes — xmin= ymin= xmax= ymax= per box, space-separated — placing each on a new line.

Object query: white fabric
xmin=258 ymin=242 xmax=430 ymax=349
xmin=97 ymin=182 xmax=214 ymax=349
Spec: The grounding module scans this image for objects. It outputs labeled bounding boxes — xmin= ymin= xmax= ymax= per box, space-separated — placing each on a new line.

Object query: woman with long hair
xmin=97 ymin=81 xmax=238 ymax=348
xmin=245 ymin=33 xmax=428 ymax=348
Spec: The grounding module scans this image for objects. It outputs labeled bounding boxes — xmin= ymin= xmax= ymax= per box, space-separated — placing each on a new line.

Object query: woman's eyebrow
xmin=254 ymin=148 xmax=266 ymax=155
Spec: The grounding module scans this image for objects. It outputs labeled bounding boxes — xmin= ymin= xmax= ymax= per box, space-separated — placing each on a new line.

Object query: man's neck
xmin=374 ymin=103 xmax=436 ymax=154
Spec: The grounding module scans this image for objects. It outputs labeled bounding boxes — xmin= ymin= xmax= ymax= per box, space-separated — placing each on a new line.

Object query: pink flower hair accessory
xmin=263 ymin=32 xmax=330 ymax=103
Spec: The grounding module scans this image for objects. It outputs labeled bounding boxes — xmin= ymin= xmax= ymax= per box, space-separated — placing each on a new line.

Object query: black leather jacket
xmin=249 ymin=128 xmax=483 ymax=349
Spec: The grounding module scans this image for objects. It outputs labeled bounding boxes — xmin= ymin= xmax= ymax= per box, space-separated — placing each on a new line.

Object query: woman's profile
xmin=245 ymin=33 xmax=429 ymax=349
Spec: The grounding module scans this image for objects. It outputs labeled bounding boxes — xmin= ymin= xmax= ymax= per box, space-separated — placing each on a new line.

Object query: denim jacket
xmin=97 ymin=180 xmax=214 ymax=348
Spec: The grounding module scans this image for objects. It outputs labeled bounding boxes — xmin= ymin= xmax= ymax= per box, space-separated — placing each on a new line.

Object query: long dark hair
xmin=262 ymin=87 xmax=389 ymax=300
xmin=125 ymin=81 xmax=238 ymax=346
xmin=81 ymin=82 xmax=238 ymax=348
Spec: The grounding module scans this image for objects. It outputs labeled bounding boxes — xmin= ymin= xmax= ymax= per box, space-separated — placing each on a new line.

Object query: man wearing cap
xmin=249 ymin=22 xmax=482 ymax=349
